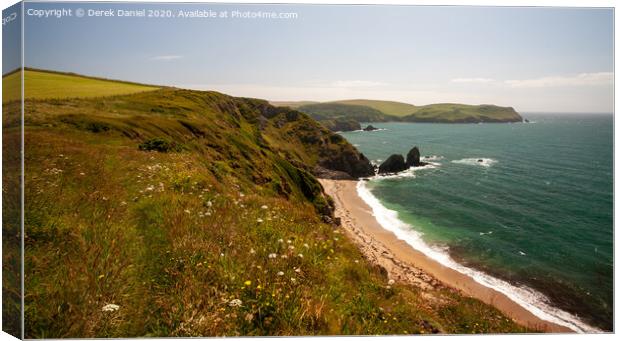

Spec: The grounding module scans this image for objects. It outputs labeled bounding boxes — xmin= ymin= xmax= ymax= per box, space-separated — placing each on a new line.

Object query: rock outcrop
xmin=363 ymin=125 xmax=379 ymax=131
xmin=319 ymin=150 xmax=375 ymax=179
xmin=322 ymin=118 xmax=361 ymax=132
xmin=405 ymin=146 xmax=421 ymax=167
xmin=378 ymin=154 xmax=407 ymax=174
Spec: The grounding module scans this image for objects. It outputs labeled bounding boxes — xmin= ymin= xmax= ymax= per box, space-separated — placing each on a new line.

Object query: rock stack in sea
xmin=378 ymin=146 xmax=427 ymax=175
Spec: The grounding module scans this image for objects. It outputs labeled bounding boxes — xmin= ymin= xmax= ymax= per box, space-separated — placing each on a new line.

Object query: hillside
xmin=332 ymin=99 xmax=418 ymax=117
xmin=3 ymin=70 xmax=530 ymax=337
xmin=276 ymin=100 xmax=523 ymax=131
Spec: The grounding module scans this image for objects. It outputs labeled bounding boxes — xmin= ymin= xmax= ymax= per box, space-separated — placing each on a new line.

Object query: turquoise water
xmin=340 ymin=114 xmax=613 ymax=332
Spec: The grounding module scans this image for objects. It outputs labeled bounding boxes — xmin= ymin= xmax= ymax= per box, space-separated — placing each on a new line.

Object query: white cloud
xmin=330 ymin=80 xmax=387 ymax=88
xmin=505 ymin=72 xmax=613 ymax=88
xmin=150 ymin=55 xmax=183 ymax=61
xmin=451 ymin=77 xmax=494 ymax=83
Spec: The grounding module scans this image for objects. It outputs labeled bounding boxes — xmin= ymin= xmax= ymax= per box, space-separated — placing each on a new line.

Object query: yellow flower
xmin=244 ymin=280 xmax=252 ymax=286
xmin=256 ymin=285 xmax=262 ymax=290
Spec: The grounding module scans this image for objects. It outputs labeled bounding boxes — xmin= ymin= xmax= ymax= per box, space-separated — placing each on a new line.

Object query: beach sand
xmin=319 ymin=179 xmax=572 ymax=333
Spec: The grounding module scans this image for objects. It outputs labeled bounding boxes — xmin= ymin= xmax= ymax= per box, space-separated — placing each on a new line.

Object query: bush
xmin=138 ymin=137 xmax=182 ymax=153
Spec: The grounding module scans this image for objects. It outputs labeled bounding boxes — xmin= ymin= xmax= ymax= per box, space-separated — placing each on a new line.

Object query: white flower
xmin=354 ymin=260 xmax=359 ymax=264
xmin=220 ymin=253 xmax=225 ymax=257
xmin=102 ymin=304 xmax=120 ymax=312
xmin=297 ymin=254 xmax=303 ymax=258
xmin=388 ymin=279 xmax=395 ymax=285
xmin=256 ymin=218 xmax=263 ymax=223
xmin=206 ymin=201 xmax=213 ymax=207
xmin=250 ymin=248 xmax=256 ymax=254
xmin=277 ymin=271 xmax=284 ymax=276
xmin=303 ymin=243 xmax=309 ymax=249
xmin=280 ymin=255 xmax=288 ymax=259
xmin=268 ymin=253 xmax=277 ymax=259
xmin=261 ymin=205 xmax=268 ymax=210
xmin=278 ymin=239 xmax=284 ymax=243
xmin=287 ymin=240 xmax=292 ymax=244
xmin=228 ymin=299 xmax=243 ymax=307
xmin=294 ymin=268 xmax=301 ymax=273
xmin=288 ymin=245 xmax=295 ymax=250
xmin=290 ymin=278 xmax=296 ymax=283
xmin=184 ymin=209 xmax=191 ymax=214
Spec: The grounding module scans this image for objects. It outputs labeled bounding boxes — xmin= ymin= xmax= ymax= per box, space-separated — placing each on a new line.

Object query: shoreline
xmin=319 ymin=178 xmax=573 ymax=333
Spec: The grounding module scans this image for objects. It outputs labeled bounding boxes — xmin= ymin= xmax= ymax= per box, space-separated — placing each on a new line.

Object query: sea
xmin=339 ymin=114 xmax=613 ymax=333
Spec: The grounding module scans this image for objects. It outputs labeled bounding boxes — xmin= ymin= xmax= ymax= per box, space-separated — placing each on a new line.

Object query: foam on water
xmin=452 ymin=158 xmax=497 ymax=167
xmin=375 ymin=162 xmax=440 ymax=180
xmin=356 ymin=180 xmax=600 ymax=333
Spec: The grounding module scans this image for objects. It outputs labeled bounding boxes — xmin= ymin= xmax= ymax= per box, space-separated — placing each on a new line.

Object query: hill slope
xmin=332 ymin=99 xmax=418 ymax=117
xmin=3 ymin=70 xmax=530 ymax=337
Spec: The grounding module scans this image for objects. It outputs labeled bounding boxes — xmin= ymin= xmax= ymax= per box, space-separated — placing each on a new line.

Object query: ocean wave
xmin=356 ymin=180 xmax=599 ymax=333
xmin=422 ymin=155 xmax=444 ymax=161
xmin=451 ymin=158 xmax=497 ymax=167
xmin=376 ymin=162 xmax=440 ymax=180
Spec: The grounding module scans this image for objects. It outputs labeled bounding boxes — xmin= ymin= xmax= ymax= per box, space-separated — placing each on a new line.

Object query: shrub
xmin=138 ymin=137 xmax=182 ymax=152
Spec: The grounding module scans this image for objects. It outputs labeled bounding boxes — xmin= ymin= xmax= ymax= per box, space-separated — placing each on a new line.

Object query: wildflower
xmin=354 ymin=260 xmax=359 ymax=264
xmin=261 ymin=205 xmax=268 ymax=210
xmin=184 ymin=209 xmax=191 ymax=214
xmin=250 ymin=248 xmax=256 ymax=254
xmin=256 ymin=218 xmax=263 ymax=223
xmin=268 ymin=253 xmax=277 ymax=259
xmin=290 ymin=278 xmax=296 ymax=283
xmin=205 ymin=212 xmax=212 ymax=216
xmin=244 ymin=280 xmax=252 ymax=286
xmin=294 ymin=268 xmax=301 ymax=273
xmin=79 ymin=172 xmax=85 ymax=176
xmin=277 ymin=271 xmax=284 ymax=276
xmin=145 ymin=185 xmax=155 ymax=191
xmin=102 ymin=304 xmax=120 ymax=312
xmin=102 ymin=197 xmax=108 ymax=201
xmin=278 ymin=239 xmax=284 ymax=243
xmin=334 ymin=237 xmax=339 ymax=241
xmin=220 ymin=253 xmax=225 ymax=257
xmin=303 ymin=243 xmax=309 ymax=249
xmin=287 ymin=240 xmax=292 ymax=244
xmin=297 ymin=254 xmax=303 ymax=258
xmin=228 ymin=299 xmax=243 ymax=307
xmin=206 ymin=201 xmax=213 ymax=207
xmin=280 ymin=255 xmax=288 ymax=259
xmin=120 ymin=201 xmax=127 ymax=206
xmin=288 ymin=245 xmax=295 ymax=250
xmin=388 ymin=279 xmax=395 ymax=285
xmin=256 ymin=285 xmax=262 ymax=290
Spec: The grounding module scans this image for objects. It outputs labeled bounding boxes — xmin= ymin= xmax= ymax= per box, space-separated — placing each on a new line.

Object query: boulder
xmin=378 ymin=154 xmax=407 ymax=174
xmin=406 ymin=146 xmax=421 ymax=167
xmin=363 ymin=125 xmax=379 ymax=131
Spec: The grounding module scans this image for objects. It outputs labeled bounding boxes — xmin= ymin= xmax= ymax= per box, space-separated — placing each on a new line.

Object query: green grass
xmin=3 ymin=70 xmax=533 ymax=337
xmin=2 ymin=69 xmax=159 ymax=102
xmin=332 ymin=99 xmax=418 ymax=117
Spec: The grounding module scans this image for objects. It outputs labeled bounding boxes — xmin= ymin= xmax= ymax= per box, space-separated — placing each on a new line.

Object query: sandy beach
xmin=319 ymin=179 xmax=572 ymax=333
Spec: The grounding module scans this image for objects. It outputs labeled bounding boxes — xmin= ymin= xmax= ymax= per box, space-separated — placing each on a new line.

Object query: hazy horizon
xmin=10 ymin=2 xmax=614 ymax=113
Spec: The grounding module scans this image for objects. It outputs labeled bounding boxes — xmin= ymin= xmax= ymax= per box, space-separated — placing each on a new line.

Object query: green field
xmin=2 ymin=69 xmax=159 ymax=102
xmin=2 ymin=70 xmax=532 ymax=337
xmin=332 ymin=99 xmax=418 ymax=117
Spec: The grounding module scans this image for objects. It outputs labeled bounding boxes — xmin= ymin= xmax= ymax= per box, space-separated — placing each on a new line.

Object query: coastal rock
xmin=318 ymin=150 xmax=375 ymax=178
xmin=363 ymin=125 xmax=379 ymax=131
xmin=406 ymin=146 xmax=421 ymax=167
xmin=322 ymin=118 xmax=361 ymax=132
xmin=378 ymin=154 xmax=407 ymax=174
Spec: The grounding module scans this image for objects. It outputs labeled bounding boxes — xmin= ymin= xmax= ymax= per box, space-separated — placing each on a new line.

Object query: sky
xmin=10 ymin=2 xmax=615 ymax=112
